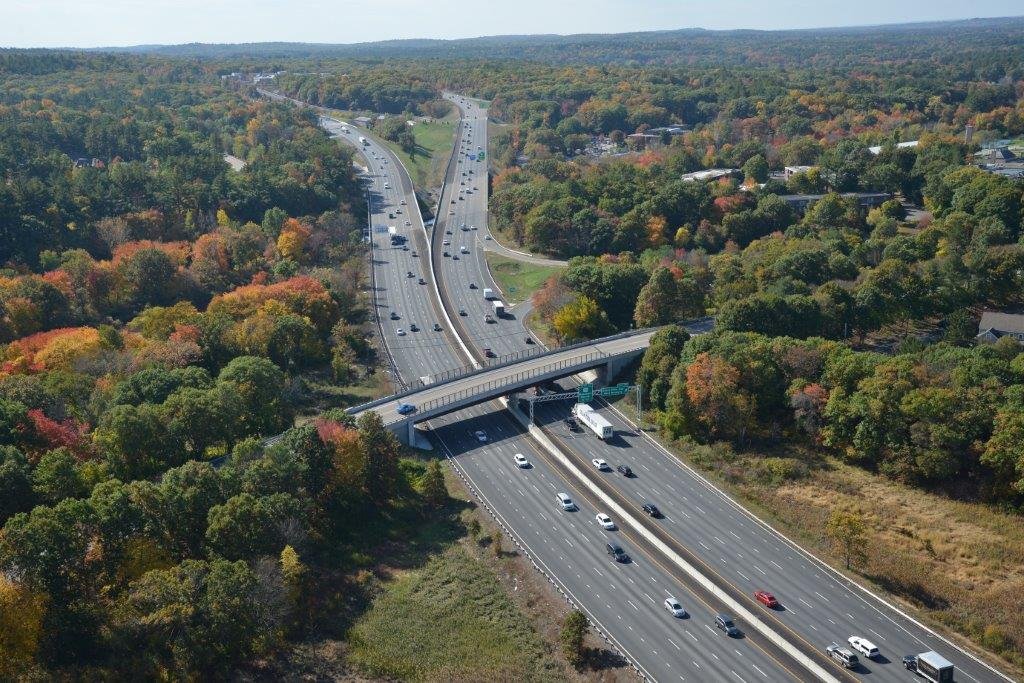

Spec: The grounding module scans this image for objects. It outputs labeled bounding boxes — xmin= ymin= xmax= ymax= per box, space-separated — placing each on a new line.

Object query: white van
xmin=482 ymin=287 xmax=495 ymax=300
xmin=557 ymin=493 xmax=576 ymax=511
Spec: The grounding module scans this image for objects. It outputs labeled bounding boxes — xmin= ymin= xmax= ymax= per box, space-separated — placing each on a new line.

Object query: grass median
xmin=484 ymin=252 xmax=562 ymax=304
xmin=380 ymin=118 xmax=459 ymax=189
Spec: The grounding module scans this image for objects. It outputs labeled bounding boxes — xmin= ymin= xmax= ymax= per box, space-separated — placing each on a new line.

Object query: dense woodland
xmin=0 ymin=52 xmax=460 ymax=677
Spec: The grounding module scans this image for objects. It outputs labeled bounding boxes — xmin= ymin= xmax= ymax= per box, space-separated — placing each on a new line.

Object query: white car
xmin=595 ymin=513 xmax=615 ymax=530
xmin=513 ymin=453 xmax=530 ymax=468
xmin=592 ymin=458 xmax=611 ymax=471
xmin=460 ymin=245 xmax=469 ymax=254
xmin=664 ymin=597 xmax=687 ymax=618
xmin=474 ymin=430 xmax=488 ymax=443
xmin=847 ymin=636 xmax=879 ymax=659
xmin=484 ymin=234 xmax=492 ymax=240
xmin=396 ymin=328 xmax=406 ymax=336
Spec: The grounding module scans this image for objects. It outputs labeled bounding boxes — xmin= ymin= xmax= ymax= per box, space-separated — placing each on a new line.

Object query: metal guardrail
xmin=414 ymin=345 xmax=646 ymax=415
xmin=346 ymin=327 xmax=659 ymax=415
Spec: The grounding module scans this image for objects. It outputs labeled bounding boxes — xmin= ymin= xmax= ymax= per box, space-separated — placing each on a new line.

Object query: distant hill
xmin=87 ymin=16 xmax=1024 ymax=65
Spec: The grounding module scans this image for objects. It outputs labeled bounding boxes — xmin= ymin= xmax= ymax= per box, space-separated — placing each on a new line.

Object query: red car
xmin=754 ymin=590 xmax=779 ymax=608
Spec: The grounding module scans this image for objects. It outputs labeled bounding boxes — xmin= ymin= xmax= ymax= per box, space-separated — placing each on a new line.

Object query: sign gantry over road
xmin=577 ymin=382 xmax=630 ymax=403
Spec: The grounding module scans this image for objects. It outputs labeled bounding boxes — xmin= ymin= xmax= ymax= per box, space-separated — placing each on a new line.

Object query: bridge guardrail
xmin=346 ymin=327 xmax=660 ymax=415
xmin=414 ymin=345 xmax=647 ymax=415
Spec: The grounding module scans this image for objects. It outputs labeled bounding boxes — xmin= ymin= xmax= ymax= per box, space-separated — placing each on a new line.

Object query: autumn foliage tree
xmin=685 ymin=352 xmax=756 ymax=443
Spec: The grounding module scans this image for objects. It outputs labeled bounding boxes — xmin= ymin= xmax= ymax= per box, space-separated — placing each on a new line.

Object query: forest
xmin=0 ymin=52 xmax=451 ymax=677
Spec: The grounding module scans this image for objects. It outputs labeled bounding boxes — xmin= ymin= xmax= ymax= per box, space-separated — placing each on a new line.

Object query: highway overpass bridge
xmin=349 ymin=327 xmax=659 ymax=444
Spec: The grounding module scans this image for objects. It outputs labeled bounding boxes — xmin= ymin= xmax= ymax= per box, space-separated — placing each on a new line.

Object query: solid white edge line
xmin=507 ymin=399 xmax=838 ymax=682
xmin=597 ymin=393 xmax=1013 ymax=682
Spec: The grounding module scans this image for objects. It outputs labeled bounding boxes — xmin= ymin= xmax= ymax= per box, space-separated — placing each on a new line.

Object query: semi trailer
xmin=573 ymin=403 xmax=613 ymax=439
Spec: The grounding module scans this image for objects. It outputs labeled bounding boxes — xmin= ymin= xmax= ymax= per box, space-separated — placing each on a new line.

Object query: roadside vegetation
xmin=484 ymin=252 xmax=562 ymax=304
xmin=376 ymin=112 xmax=459 ymax=189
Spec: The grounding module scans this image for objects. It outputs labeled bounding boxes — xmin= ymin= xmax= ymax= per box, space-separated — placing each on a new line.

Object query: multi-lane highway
xmin=320 ymin=106 xmax=806 ymax=681
xmin=314 ymin=93 xmax=1012 ymax=683
xmin=426 ymin=94 xmax=1011 ymax=683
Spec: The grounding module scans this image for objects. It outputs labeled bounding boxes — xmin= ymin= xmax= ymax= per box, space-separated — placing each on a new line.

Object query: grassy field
xmin=611 ymin=388 xmax=1024 ymax=676
xmin=347 ymin=545 xmax=563 ymax=681
xmin=485 ymin=252 xmax=562 ymax=304
xmin=263 ymin=464 xmax=581 ymax=681
xmin=381 ymin=118 xmax=459 ymax=189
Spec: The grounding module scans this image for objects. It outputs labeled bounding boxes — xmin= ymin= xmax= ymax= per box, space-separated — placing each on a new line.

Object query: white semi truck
xmin=573 ymin=403 xmax=613 ymax=439
xmin=903 ymin=651 xmax=954 ymax=683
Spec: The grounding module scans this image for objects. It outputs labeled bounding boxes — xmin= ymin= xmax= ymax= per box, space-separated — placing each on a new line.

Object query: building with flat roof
xmin=783 ymin=165 xmax=817 ymax=179
xmin=681 ymin=168 xmax=740 ymax=183
xmin=779 ymin=192 xmax=890 ymax=215
xmin=868 ymin=140 xmax=918 ymax=155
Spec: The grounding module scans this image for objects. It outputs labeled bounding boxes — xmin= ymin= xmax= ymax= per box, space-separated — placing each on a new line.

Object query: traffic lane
xmin=532 ymin=401 xmax=997 ymax=682
xmin=433 ymin=405 xmax=795 ymax=682
xmin=432 ymin=102 xmax=798 ymax=683
xmin=438 ymin=94 xmax=999 ymax=683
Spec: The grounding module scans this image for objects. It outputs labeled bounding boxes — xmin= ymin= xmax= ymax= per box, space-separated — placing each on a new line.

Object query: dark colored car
xmin=715 ymin=614 xmax=740 ymax=637
xmin=433 ymin=323 xmax=442 ymax=331
xmin=409 ymin=323 xmax=419 ymax=332
xmin=564 ymin=417 xmax=579 ymax=431
xmin=616 ymin=464 xmax=633 ymax=477
xmin=389 ymin=311 xmax=400 ymax=320
xmin=459 ymin=309 xmax=467 ymax=316
xmin=642 ymin=503 xmax=662 ymax=518
xmin=525 ymin=336 xmax=534 ymax=344
xmin=606 ymin=543 xmax=629 ymax=563
xmin=483 ymin=348 xmax=496 ymax=358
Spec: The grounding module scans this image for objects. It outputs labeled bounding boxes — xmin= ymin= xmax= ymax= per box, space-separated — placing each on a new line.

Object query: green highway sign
xmin=597 ymin=382 xmax=630 ymax=398
xmin=577 ymin=383 xmax=594 ymax=403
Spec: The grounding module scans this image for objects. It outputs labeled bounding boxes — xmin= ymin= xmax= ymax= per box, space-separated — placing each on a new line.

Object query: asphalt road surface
xmin=317 ymin=93 xmax=1010 ymax=683
xmin=427 ymin=95 xmax=1009 ymax=683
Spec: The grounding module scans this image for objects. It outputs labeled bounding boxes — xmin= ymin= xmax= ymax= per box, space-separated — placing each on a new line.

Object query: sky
xmin=1 ymin=0 xmax=1021 ymax=48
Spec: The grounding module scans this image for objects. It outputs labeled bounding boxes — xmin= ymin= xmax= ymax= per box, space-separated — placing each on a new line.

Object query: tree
xmin=981 ymin=406 xmax=1024 ymax=495
xmin=561 ymin=609 xmax=589 ymax=669
xmin=357 ymin=411 xmax=402 ymax=501
xmin=742 ymin=154 xmax=769 ymax=184
xmin=552 ymin=296 xmax=612 ymax=343
xmin=633 ymin=267 xmax=704 ymax=327
xmin=685 ymin=353 xmax=756 ymax=443
xmin=467 ymin=518 xmax=481 ymax=543
xmin=120 ymin=247 xmax=178 ymax=309
xmin=421 ymin=460 xmax=448 ymax=508
xmin=217 ymin=356 xmax=291 ymax=436
xmin=491 ymin=530 xmax=503 ymax=557
xmin=120 ymin=558 xmax=272 ymax=676
xmin=0 ymin=575 xmax=48 ymax=679
xmin=93 ymin=403 xmax=175 ymax=482
xmin=205 ymin=492 xmax=302 ymax=560
xmin=31 ymin=448 xmax=86 ymax=505
xmin=825 ymin=508 xmax=868 ymax=570
xmin=0 ymin=446 xmax=33 ymax=524
xmin=279 ymin=544 xmax=306 ymax=621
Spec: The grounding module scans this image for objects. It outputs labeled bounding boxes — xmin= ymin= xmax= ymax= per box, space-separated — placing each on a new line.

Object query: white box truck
xmin=483 ymin=288 xmax=495 ymax=300
xmin=903 ymin=651 xmax=954 ymax=683
xmin=573 ymin=403 xmax=613 ymax=439
xmin=492 ymin=300 xmax=505 ymax=317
